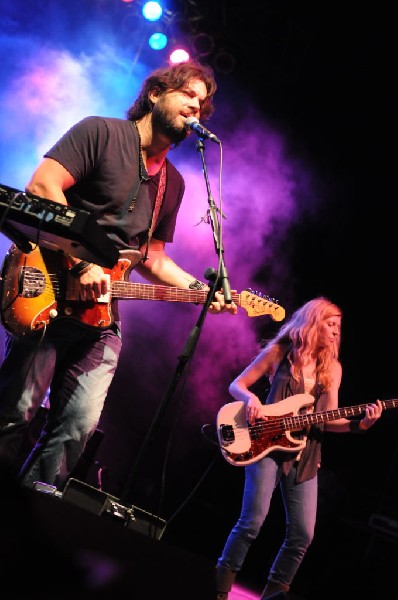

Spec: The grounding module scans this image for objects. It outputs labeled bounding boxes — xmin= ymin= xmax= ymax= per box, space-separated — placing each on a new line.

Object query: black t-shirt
xmin=45 ymin=116 xmax=185 ymax=250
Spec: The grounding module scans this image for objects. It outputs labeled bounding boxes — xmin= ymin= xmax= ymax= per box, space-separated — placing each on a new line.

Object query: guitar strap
xmin=140 ymin=160 xmax=167 ymax=263
xmin=148 ymin=160 xmax=167 ymax=241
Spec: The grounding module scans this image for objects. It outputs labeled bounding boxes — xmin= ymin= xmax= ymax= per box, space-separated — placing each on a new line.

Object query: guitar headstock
xmin=240 ymin=289 xmax=285 ymax=321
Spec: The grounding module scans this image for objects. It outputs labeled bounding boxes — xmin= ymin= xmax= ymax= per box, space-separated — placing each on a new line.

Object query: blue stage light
xmin=149 ymin=32 xmax=168 ymax=50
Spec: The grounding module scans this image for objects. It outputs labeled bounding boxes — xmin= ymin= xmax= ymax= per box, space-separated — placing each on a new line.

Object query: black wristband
xmin=349 ymin=419 xmax=366 ymax=433
xmin=69 ymin=261 xmax=93 ymax=277
xmin=189 ymin=279 xmax=206 ymax=290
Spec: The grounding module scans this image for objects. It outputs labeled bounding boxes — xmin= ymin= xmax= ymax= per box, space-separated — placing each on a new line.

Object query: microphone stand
xmin=194 ymin=137 xmax=231 ymax=304
xmin=120 ymin=135 xmax=230 ymax=505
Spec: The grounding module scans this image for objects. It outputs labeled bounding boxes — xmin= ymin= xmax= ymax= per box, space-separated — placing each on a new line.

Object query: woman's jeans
xmin=218 ymin=455 xmax=317 ymax=587
xmin=0 ymin=321 xmax=121 ymax=488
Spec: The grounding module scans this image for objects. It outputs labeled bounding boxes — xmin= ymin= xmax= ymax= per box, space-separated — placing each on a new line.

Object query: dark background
xmin=1 ymin=2 xmax=397 ymax=598
xmin=137 ymin=4 xmax=398 ymax=597
xmin=100 ymin=3 xmax=398 ymax=597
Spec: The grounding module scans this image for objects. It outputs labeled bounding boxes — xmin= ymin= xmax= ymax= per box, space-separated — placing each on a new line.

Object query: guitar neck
xmin=111 ymin=281 xmax=228 ymax=305
xmin=288 ymin=398 xmax=398 ymax=429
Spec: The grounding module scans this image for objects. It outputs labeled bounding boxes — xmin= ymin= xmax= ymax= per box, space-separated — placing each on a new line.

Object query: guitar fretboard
xmin=111 ymin=281 xmax=236 ymax=305
xmin=284 ymin=398 xmax=398 ymax=430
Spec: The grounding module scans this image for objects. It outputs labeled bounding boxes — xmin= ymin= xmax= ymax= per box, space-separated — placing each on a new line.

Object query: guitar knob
xmin=49 ymin=309 xmax=58 ymax=319
xmin=64 ymin=306 xmax=73 ymax=316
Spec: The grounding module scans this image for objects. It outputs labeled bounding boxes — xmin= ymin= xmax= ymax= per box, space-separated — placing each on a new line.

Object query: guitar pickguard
xmin=217 ymin=395 xmax=314 ymax=466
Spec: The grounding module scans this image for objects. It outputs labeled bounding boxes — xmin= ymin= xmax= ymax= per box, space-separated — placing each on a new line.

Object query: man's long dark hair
xmin=126 ymin=59 xmax=217 ymax=122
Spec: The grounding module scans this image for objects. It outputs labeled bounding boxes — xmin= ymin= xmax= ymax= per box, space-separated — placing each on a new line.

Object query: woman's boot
xmin=261 ymin=579 xmax=290 ymax=599
xmin=215 ymin=564 xmax=236 ymax=600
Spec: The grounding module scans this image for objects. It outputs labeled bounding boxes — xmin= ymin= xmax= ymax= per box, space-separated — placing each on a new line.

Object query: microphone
xmin=184 ymin=117 xmax=221 ymax=144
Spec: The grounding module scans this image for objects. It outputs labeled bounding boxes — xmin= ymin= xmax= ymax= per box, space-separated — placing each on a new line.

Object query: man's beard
xmin=152 ymin=105 xmax=188 ymax=145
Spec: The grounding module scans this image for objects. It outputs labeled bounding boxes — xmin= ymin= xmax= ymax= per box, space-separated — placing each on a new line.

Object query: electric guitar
xmin=0 ymin=244 xmax=286 ymax=336
xmin=217 ymin=393 xmax=398 ymax=466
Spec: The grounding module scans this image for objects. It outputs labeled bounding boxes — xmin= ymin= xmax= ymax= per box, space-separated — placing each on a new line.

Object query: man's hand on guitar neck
xmin=208 ymin=289 xmax=238 ymax=315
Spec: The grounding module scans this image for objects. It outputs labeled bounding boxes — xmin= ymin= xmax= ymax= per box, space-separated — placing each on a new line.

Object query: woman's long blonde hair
xmin=266 ymin=297 xmax=342 ymax=390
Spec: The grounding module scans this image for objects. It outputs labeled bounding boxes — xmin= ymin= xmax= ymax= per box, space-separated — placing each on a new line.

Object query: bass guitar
xmin=0 ymin=244 xmax=286 ymax=336
xmin=217 ymin=393 xmax=398 ymax=466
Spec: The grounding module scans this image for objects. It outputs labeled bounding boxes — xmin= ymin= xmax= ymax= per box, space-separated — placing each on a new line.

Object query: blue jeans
xmin=218 ymin=455 xmax=317 ymax=588
xmin=0 ymin=321 xmax=122 ymax=488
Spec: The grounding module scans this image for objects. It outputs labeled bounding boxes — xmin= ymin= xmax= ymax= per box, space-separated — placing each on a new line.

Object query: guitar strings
xmin=222 ymin=398 xmax=398 ymax=442
xmin=21 ymin=269 xmax=238 ymax=303
xmin=20 ymin=268 xmax=282 ymax=311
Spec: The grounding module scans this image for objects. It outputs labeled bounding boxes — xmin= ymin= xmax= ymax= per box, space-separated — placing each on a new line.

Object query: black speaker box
xmin=61 ymin=478 xmax=166 ymax=540
xmin=6 ymin=480 xmax=217 ymax=599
